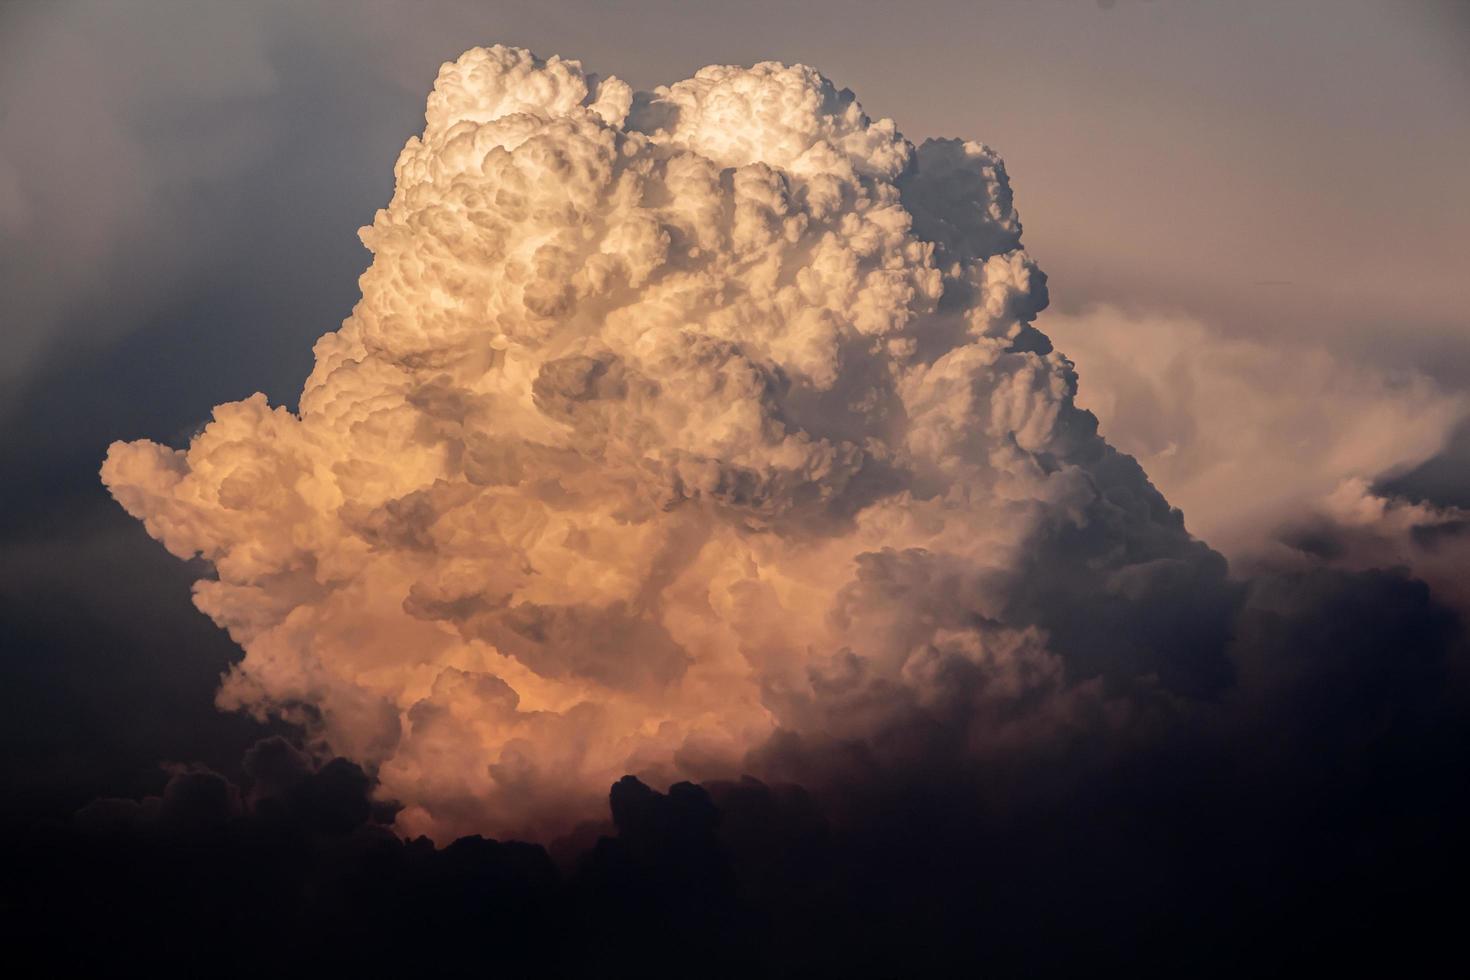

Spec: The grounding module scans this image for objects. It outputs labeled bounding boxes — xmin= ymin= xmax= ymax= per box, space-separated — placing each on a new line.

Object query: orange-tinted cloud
xmin=104 ymin=46 xmax=1232 ymax=842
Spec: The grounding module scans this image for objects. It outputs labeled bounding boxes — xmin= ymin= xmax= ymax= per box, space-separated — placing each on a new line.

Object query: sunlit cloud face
xmin=103 ymin=46 xmax=1231 ymax=842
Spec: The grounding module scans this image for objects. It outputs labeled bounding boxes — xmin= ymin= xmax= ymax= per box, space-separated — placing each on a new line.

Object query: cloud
xmin=16 ymin=683 xmax=1470 ymax=977
xmin=1042 ymin=305 xmax=1470 ymax=633
xmin=1043 ymin=305 xmax=1466 ymax=557
xmin=102 ymin=45 xmax=1235 ymax=841
xmin=1379 ymin=415 xmax=1470 ymax=510
xmin=1270 ymin=478 xmax=1470 ymax=617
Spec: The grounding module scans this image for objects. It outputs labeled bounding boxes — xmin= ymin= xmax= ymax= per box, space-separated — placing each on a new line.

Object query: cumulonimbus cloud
xmin=103 ymin=46 xmax=1233 ymax=842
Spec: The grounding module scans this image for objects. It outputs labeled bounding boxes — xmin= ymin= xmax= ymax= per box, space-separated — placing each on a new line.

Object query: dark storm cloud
xmin=1378 ymin=418 xmax=1470 ymax=510
xmin=7 ymin=561 xmax=1469 ymax=978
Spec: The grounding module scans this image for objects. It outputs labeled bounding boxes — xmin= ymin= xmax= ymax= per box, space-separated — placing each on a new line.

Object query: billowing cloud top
xmin=103 ymin=46 xmax=1230 ymax=841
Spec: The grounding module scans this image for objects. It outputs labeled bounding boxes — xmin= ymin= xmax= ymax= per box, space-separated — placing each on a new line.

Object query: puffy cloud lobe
xmin=103 ymin=46 xmax=1231 ymax=841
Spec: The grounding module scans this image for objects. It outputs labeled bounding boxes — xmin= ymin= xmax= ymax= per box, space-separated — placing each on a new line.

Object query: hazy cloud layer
xmin=1045 ymin=306 xmax=1467 ymax=556
xmin=0 ymin=1 xmax=280 ymax=393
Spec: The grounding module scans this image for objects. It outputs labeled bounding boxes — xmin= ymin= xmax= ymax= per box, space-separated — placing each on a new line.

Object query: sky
xmin=2 ymin=1 xmax=1469 ymax=974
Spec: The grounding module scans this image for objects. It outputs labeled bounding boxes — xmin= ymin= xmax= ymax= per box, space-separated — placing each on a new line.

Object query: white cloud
xmin=105 ymin=46 xmax=1234 ymax=842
